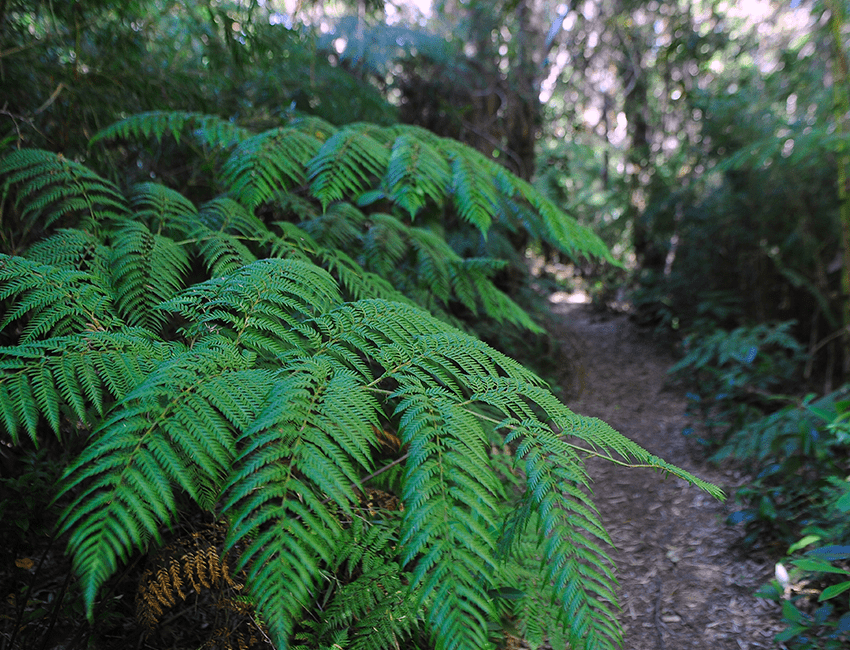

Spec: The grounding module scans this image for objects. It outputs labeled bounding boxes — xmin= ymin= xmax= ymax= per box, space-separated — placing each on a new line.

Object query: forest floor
xmin=546 ymin=293 xmax=786 ymax=650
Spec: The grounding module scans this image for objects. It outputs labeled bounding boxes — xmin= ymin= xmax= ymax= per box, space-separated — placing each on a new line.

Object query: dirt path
xmin=547 ymin=299 xmax=785 ymax=650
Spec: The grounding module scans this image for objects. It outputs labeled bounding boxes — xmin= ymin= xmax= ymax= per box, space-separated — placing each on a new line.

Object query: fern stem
xmin=369 ymin=387 xmax=659 ymax=469
xmin=360 ymin=451 xmax=410 ymax=485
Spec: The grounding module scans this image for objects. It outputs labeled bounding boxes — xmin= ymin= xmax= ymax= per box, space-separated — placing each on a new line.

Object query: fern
xmin=108 ymin=221 xmax=190 ymax=330
xmin=0 ymin=115 xmax=723 ymax=650
xmin=308 ymin=124 xmax=393 ymax=208
xmin=0 ymin=255 xmax=120 ymax=342
xmin=383 ymin=132 xmax=451 ymax=217
xmin=0 ymin=149 xmax=128 ymax=244
xmin=0 ymin=328 xmax=174 ymax=444
xmin=129 ymin=181 xmax=199 ymax=236
xmin=221 ymin=126 xmax=325 ymax=209
xmin=89 ymin=111 xmax=251 ymax=150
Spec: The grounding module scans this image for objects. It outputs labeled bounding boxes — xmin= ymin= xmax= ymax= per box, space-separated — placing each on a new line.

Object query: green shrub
xmin=757 ymin=545 xmax=850 ymax=649
xmin=669 ymin=321 xmax=806 ymax=447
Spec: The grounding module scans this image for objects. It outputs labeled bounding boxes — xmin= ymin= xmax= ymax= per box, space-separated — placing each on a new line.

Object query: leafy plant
xmin=710 ymin=387 xmax=850 ymax=551
xmin=0 ymin=114 xmax=721 ymax=649
xmin=757 ymin=545 xmax=850 ymax=650
xmin=669 ymin=321 xmax=806 ymax=447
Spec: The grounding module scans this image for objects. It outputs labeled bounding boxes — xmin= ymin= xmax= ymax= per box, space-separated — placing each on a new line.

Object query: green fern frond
xmin=394 ymin=386 xmax=500 ymax=650
xmin=289 ymin=115 xmax=338 ymax=142
xmin=0 ymin=255 xmax=120 ymax=343
xmin=56 ymin=337 xmax=268 ymax=615
xmin=300 ymin=201 xmax=367 ymax=249
xmin=220 ymin=127 xmax=324 ymax=209
xmin=89 ymin=111 xmax=251 ymax=150
xmin=109 ymin=221 xmax=190 ymax=330
xmin=0 ymin=149 xmax=128 ymax=236
xmin=406 ymin=226 xmax=457 ymax=305
xmin=312 ymin=565 xmax=424 ymax=649
xmin=494 ymin=511 xmax=583 ymax=650
xmin=308 ymin=125 xmax=392 ymax=208
xmin=199 ymin=197 xmax=269 ymax=238
xmin=446 ymin=144 xmax=499 ymax=233
xmin=221 ymin=358 xmax=379 ymax=645
xmin=383 ymin=133 xmax=451 ymax=217
xmin=25 ymin=229 xmax=111 ymax=286
xmin=193 ymin=228 xmax=258 ymax=278
xmin=0 ymin=329 xmax=175 ymax=444
xmin=160 ymin=258 xmax=341 ymax=356
xmin=320 ymin=249 xmax=413 ymax=304
xmin=362 ymin=212 xmax=410 ymax=277
xmin=452 ymin=259 xmax=544 ymax=334
xmin=500 ymin=171 xmax=617 ymax=264
xmin=129 ymin=182 xmax=199 ymax=236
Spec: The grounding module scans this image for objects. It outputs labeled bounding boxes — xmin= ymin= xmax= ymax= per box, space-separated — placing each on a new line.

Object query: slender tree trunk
xmin=825 ymin=0 xmax=850 ymax=375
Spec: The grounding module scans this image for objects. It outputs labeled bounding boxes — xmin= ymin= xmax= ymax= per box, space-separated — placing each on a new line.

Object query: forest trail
xmin=547 ymin=298 xmax=785 ymax=650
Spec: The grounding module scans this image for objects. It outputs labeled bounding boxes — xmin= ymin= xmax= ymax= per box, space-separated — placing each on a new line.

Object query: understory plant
xmin=669 ymin=321 xmax=850 ymax=648
xmin=0 ymin=112 xmax=721 ymax=650
xmin=750 ymin=398 xmax=850 ymax=650
xmin=669 ymin=320 xmax=806 ymax=447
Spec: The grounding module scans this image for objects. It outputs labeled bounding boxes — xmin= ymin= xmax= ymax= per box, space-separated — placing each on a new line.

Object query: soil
xmin=547 ymin=296 xmax=786 ymax=650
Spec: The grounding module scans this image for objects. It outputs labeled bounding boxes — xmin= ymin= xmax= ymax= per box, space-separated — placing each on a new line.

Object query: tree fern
xmin=57 ymin=337 xmax=269 ymax=612
xmin=308 ymin=124 xmax=393 ymax=208
xmin=221 ymin=126 xmax=325 ymax=209
xmin=0 ymin=115 xmax=723 ymax=650
xmin=129 ymin=181 xmax=199 ymax=236
xmin=0 ymin=328 xmax=174 ymax=444
xmin=108 ymin=221 xmax=190 ymax=330
xmin=383 ymin=132 xmax=451 ymax=217
xmin=0 ymin=255 xmax=120 ymax=343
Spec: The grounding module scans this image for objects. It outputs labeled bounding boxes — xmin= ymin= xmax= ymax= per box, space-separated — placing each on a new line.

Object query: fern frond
xmin=109 ymin=221 xmax=190 ymax=330
xmin=320 ymin=249 xmax=413 ymax=304
xmin=193 ymin=228 xmax=258 ymax=278
xmin=300 ymin=201 xmax=366 ymax=249
xmin=362 ymin=212 xmax=410 ymax=277
xmin=220 ymin=127 xmax=324 ymax=209
xmin=160 ymin=258 xmax=341 ymax=357
xmin=89 ymin=111 xmax=251 ymax=150
xmin=221 ymin=358 xmax=379 ymax=645
xmin=383 ymin=133 xmax=451 ymax=217
xmin=25 ymin=228 xmax=111 ymax=286
xmin=494 ymin=511 xmax=576 ymax=650
xmin=308 ymin=125 xmax=391 ymax=208
xmin=499 ymin=170 xmax=616 ymax=264
xmin=0 ymin=149 xmax=128 ymax=235
xmin=446 ymin=144 xmax=499 ymax=233
xmin=314 ymin=565 xmax=424 ymax=649
xmin=57 ymin=337 xmax=268 ymax=615
xmin=0 ymin=255 xmax=120 ymax=342
xmin=289 ymin=115 xmax=338 ymax=143
xmin=451 ymin=258 xmax=544 ymax=334
xmin=0 ymin=328 xmax=175 ymax=444
xmin=394 ymin=386 xmax=500 ymax=650
xmin=129 ymin=182 xmax=199 ymax=236
xmin=406 ymin=227 xmax=458 ymax=305
xmin=199 ymin=197 xmax=270 ymax=239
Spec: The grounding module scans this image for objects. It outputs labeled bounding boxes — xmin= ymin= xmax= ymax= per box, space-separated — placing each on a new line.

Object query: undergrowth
xmin=668 ymin=322 xmax=850 ymax=649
